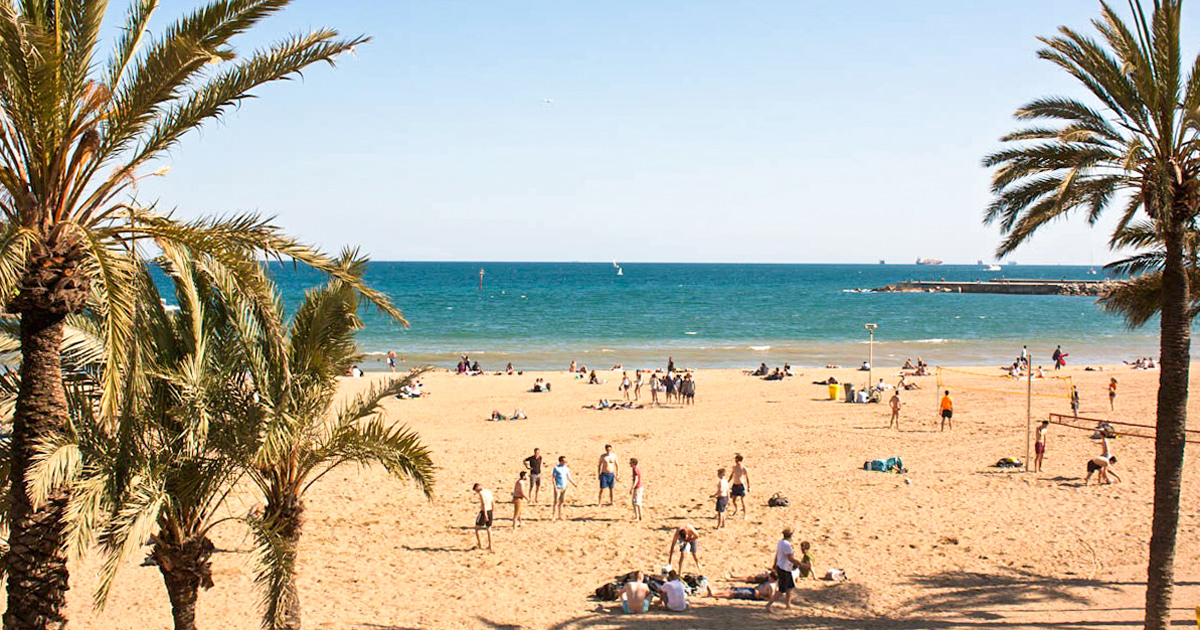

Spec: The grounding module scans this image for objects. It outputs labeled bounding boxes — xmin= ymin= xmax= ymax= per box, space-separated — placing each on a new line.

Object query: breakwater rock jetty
xmin=873 ymin=278 xmax=1114 ymax=296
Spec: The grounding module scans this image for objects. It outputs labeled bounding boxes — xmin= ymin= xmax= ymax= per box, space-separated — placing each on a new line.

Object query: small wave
xmin=905 ymin=338 xmax=950 ymax=344
xmin=684 ymin=331 xmax=699 ymax=335
xmin=749 ymin=345 xmax=772 ymax=351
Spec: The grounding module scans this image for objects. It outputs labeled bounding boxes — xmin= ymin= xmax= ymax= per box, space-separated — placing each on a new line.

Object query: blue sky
xmin=136 ymin=1 xmax=1200 ymax=264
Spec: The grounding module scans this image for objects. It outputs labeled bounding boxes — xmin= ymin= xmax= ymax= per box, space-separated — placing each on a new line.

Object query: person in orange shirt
xmin=940 ymin=390 xmax=954 ymax=431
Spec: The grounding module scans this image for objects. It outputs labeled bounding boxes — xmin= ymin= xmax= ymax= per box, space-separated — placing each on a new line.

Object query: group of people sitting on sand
xmin=901 ymin=357 xmax=930 ymax=376
xmin=608 ymin=527 xmax=821 ymax=614
xmin=455 ymin=355 xmax=483 ymax=375
xmin=529 ymin=378 xmax=551 ymax=393
xmin=1126 ymin=356 xmax=1157 ymax=369
xmin=749 ymin=362 xmax=794 ymax=380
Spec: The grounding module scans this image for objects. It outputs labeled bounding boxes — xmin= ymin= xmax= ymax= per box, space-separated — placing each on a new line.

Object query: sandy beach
xmin=47 ymin=361 xmax=1200 ymax=629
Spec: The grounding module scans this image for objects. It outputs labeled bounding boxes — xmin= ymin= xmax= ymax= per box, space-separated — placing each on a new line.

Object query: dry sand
xmin=44 ymin=362 xmax=1200 ymax=629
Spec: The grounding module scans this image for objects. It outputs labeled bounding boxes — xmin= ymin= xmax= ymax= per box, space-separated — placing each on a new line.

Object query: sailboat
xmin=613 ymin=259 xmax=623 ymax=276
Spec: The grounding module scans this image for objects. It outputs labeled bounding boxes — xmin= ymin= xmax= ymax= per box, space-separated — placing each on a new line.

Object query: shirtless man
xmin=729 ymin=454 xmax=750 ymax=519
xmin=1085 ymin=435 xmax=1122 ymax=485
xmin=620 ymin=571 xmax=651 ymax=614
xmin=668 ymin=525 xmax=703 ymax=574
xmin=598 ymin=444 xmax=619 ymax=506
xmin=472 ymin=483 xmax=494 ymax=550
xmin=1034 ymin=421 xmax=1049 ymax=472
xmin=630 ymin=457 xmax=644 ymax=521
xmin=889 ymin=390 xmax=902 ymax=429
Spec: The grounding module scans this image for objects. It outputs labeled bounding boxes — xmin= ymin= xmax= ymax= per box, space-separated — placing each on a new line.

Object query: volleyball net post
xmin=935 ymin=365 xmax=1073 ymax=468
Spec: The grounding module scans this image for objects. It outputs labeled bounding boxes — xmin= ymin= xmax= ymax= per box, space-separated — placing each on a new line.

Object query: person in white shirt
xmin=766 ymin=527 xmax=799 ymax=611
xmin=711 ymin=468 xmax=730 ymax=529
xmin=658 ymin=570 xmax=688 ymax=612
xmin=472 ymin=483 xmax=494 ymax=550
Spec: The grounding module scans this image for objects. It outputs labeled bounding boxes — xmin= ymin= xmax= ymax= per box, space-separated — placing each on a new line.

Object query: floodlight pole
xmin=1026 ymin=348 xmax=1033 ymax=472
xmin=865 ymin=324 xmax=878 ymax=388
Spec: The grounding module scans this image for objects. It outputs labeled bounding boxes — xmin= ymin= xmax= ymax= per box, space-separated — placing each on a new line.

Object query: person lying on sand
xmin=706 ymin=577 xmax=778 ymax=601
xmin=620 ymin=571 xmax=651 ymax=614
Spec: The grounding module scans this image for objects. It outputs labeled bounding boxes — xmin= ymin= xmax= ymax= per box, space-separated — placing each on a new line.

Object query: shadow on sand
xmin=544 ymin=567 xmax=1141 ymax=630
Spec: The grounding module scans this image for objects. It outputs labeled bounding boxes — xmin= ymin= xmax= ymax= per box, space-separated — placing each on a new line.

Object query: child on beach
xmin=798 ymin=541 xmax=814 ymax=579
xmin=711 ymin=468 xmax=730 ymax=528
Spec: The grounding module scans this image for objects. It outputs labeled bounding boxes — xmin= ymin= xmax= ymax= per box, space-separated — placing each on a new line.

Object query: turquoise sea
xmin=264 ymin=262 xmax=1159 ymax=371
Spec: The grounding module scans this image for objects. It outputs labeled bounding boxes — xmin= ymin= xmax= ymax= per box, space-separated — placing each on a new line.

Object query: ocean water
xmin=261 ymin=262 xmax=1161 ymax=371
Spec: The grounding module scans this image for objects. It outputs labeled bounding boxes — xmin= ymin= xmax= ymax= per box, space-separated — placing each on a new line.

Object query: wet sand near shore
xmin=46 ymin=363 xmax=1200 ymax=629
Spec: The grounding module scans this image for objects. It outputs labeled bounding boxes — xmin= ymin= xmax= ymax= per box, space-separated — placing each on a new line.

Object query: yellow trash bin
xmin=828 ymin=383 xmax=840 ymax=400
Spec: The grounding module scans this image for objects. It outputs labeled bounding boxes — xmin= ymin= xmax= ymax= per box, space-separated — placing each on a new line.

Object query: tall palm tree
xmin=983 ymin=2 xmax=1197 ymax=627
xmin=242 ymin=253 xmax=433 ymax=630
xmin=0 ymin=3 xmax=395 ymax=627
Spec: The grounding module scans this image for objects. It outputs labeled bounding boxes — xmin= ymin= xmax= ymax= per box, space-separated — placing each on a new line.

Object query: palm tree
xmin=27 ymin=248 xmax=275 ymax=630
xmin=0 ymin=3 xmax=395 ymax=627
xmin=242 ymin=253 xmax=433 ymax=630
xmin=983 ymin=2 xmax=1198 ymax=627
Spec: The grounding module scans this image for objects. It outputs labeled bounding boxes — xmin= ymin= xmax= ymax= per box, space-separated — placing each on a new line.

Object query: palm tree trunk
xmin=3 ymin=310 xmax=70 ymax=630
xmin=263 ymin=497 xmax=304 ymax=630
xmin=1144 ymin=214 xmax=1191 ymax=630
xmin=154 ymin=535 xmax=215 ymax=630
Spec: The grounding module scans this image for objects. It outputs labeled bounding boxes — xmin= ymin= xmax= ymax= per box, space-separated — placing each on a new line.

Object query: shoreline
xmin=355 ymin=337 xmax=1161 ymax=372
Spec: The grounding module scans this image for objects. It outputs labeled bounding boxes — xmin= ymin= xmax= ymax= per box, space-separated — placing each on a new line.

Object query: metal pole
xmin=1026 ymin=348 xmax=1033 ymax=472
xmin=868 ymin=330 xmax=874 ymax=387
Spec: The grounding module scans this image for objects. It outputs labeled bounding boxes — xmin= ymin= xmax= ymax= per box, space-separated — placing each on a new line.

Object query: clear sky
xmin=136 ymin=1 xmax=1200 ymax=265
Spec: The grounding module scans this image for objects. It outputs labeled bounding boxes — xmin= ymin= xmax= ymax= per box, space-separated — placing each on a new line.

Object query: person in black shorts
xmin=524 ymin=448 xmax=544 ymax=504
xmin=472 ymin=483 xmax=494 ymax=550
xmin=766 ymin=528 xmax=798 ymax=611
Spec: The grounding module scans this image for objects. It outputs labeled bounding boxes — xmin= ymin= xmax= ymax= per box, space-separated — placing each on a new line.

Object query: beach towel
xmin=863 ymin=457 xmax=905 ymax=473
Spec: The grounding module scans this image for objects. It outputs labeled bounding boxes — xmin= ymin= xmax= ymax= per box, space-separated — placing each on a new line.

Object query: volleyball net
xmin=1047 ymin=412 xmax=1200 ymax=445
xmin=935 ymin=366 xmax=1074 ymax=401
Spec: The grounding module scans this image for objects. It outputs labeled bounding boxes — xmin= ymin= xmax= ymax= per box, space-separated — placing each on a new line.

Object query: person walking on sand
xmin=649 ymin=372 xmax=660 ymax=405
xmin=889 ymin=390 xmax=902 ymax=429
xmin=552 ymin=456 xmax=577 ymax=520
xmin=598 ymin=444 xmax=619 ymax=506
xmin=940 ymin=390 xmax=954 ymax=432
xmin=630 ymin=457 xmax=644 ymax=521
xmin=472 ymin=483 xmax=494 ymax=550
xmin=620 ymin=371 xmax=632 ymax=401
xmin=711 ymin=468 xmax=731 ymax=529
xmin=512 ymin=471 xmax=528 ymax=529
xmin=1108 ymin=377 xmax=1118 ymax=411
xmin=633 ymin=369 xmax=643 ymax=401
xmin=729 ymin=454 xmax=750 ymax=519
xmin=1033 ymin=420 xmax=1049 ymax=472
xmin=1070 ymin=384 xmax=1080 ymax=418
xmin=668 ymin=525 xmax=702 ymax=574
xmin=766 ymin=527 xmax=799 ymax=611
xmin=524 ymin=448 xmax=544 ymax=504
